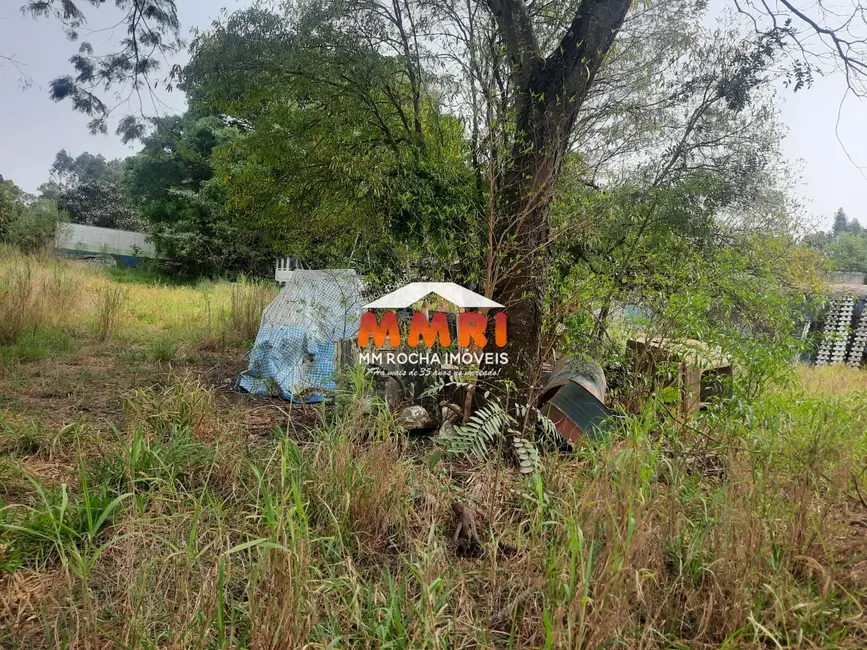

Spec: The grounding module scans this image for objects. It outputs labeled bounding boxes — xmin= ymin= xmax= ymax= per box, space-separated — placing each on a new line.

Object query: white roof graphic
xmin=364 ymin=282 xmax=504 ymax=310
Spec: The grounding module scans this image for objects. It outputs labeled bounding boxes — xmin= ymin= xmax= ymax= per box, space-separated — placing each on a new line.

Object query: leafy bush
xmin=3 ymin=200 xmax=62 ymax=253
xmin=57 ymin=180 xmax=144 ymax=231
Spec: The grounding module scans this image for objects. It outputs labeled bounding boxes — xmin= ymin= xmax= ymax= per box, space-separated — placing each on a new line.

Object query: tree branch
xmin=486 ymin=0 xmax=540 ymax=87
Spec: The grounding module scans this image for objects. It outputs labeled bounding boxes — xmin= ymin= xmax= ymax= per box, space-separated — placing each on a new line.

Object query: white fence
xmin=275 ymin=256 xmax=305 ymax=283
xmin=55 ymin=223 xmax=156 ymax=259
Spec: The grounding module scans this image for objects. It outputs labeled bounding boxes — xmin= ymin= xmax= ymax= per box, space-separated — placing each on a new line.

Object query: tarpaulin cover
xmin=238 ymin=269 xmax=364 ymax=402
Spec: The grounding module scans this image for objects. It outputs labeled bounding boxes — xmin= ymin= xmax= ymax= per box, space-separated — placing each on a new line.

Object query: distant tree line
xmin=805 ymin=208 xmax=867 ymax=272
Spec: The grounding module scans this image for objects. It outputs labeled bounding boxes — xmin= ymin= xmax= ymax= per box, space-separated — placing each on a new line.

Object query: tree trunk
xmin=487 ymin=0 xmax=632 ymax=401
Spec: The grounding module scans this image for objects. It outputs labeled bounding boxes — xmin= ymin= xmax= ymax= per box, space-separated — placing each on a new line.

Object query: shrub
xmin=148 ymin=335 xmax=180 ymax=363
xmin=3 ymin=200 xmax=62 ymax=253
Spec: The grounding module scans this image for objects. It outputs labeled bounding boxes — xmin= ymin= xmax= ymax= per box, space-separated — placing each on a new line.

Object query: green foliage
xmin=805 ymin=208 xmax=867 ymax=272
xmin=546 ymin=25 xmax=821 ymax=392
xmin=148 ymin=335 xmax=180 ymax=363
xmin=825 ymin=231 xmax=867 ymax=272
xmin=0 ymin=328 xmax=76 ymax=367
xmin=0 ymin=176 xmax=25 ymax=241
xmin=44 ymin=149 xmax=124 ymax=192
xmin=3 ymin=199 xmax=62 ymax=253
xmin=182 ymin=6 xmax=484 ymax=281
xmin=437 ymin=400 xmax=512 ymax=462
xmin=435 ymin=396 xmax=552 ymax=476
xmin=124 ymin=113 xmax=274 ymax=276
xmin=0 ymin=470 xmax=132 ymax=572
xmin=0 ymin=178 xmax=59 ymax=253
xmin=57 ymin=180 xmax=143 ymax=231
xmin=105 ymin=264 xmax=193 ymax=287
xmin=91 ymin=425 xmax=214 ymax=495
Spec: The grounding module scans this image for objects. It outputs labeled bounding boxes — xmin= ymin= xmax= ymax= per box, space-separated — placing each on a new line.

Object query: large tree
xmin=124 ymin=111 xmax=275 ymax=275
xmin=37 ymin=150 xmax=143 ymax=231
xmin=182 ymin=7 xmax=483 ymax=283
xmin=478 ymin=0 xmax=867 ymax=395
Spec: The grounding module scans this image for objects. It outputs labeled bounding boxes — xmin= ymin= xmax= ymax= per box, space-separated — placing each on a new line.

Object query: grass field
xmin=1 ymin=249 xmax=866 ymax=649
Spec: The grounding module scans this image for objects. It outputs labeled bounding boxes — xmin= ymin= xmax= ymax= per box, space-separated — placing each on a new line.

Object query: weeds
xmin=0 ymin=254 xmax=82 ymax=345
xmin=194 ymin=276 xmax=275 ymax=351
xmin=0 ymin=251 xmax=864 ymax=648
xmin=0 ymin=260 xmax=34 ymax=344
xmin=1 ymin=371 xmax=864 ymax=647
xmin=228 ymin=276 xmax=272 ymax=344
xmin=122 ymin=374 xmax=216 ymax=438
xmin=148 ymin=334 xmax=179 ymax=363
xmin=94 ymin=284 xmax=127 ymax=342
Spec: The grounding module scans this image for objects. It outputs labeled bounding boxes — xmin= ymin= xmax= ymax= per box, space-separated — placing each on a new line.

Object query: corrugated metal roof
xmin=545 ymin=380 xmax=612 ymax=442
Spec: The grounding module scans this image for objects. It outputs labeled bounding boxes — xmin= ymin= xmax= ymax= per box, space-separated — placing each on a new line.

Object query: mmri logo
xmin=358 ymin=283 xmax=507 ymax=364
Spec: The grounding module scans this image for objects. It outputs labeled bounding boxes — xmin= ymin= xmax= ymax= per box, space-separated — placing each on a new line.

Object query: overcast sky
xmin=1 ymin=1 xmax=865 ymax=231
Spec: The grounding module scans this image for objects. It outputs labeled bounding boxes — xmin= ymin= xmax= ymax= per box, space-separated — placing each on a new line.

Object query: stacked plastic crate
xmin=832 ymin=296 xmax=855 ymax=365
xmin=819 ymin=296 xmax=854 ymax=365
xmin=816 ymin=297 xmax=847 ymax=365
xmin=847 ymin=305 xmax=867 ymax=367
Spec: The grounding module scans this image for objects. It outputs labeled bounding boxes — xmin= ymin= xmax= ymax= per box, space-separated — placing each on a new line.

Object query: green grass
xmin=0 ymin=248 xmax=864 ymax=648
xmin=0 ymin=248 xmax=277 ymax=354
xmin=0 ymin=328 xmax=78 ymax=367
xmin=0 ymin=370 xmax=864 ymax=648
xmin=147 ymin=334 xmax=180 ymax=363
xmin=105 ymin=264 xmax=196 ymax=287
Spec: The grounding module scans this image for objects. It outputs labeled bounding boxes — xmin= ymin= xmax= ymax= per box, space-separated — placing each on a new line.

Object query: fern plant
xmin=436 ymin=399 xmax=512 ymax=462
xmin=434 ymin=393 xmax=555 ymax=476
xmin=512 ymin=435 xmax=543 ymax=476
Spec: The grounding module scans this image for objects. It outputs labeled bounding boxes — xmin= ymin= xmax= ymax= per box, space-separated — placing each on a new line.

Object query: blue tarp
xmin=238 ymin=269 xmax=364 ymax=402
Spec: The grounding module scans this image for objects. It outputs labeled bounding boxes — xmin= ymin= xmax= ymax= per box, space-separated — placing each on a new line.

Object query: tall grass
xmin=94 ymin=284 xmax=127 ymax=342
xmin=229 ymin=276 xmax=273 ymax=344
xmin=1 ymin=372 xmax=864 ymax=648
xmin=0 ymin=248 xmax=276 ymax=355
xmin=0 ymin=253 xmax=82 ymax=344
xmin=0 ymin=248 xmax=863 ymax=648
xmin=197 ymin=276 xmax=275 ymax=350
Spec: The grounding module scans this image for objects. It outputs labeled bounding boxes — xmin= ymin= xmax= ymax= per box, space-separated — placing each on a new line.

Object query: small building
xmin=55 ymin=222 xmax=155 ymax=267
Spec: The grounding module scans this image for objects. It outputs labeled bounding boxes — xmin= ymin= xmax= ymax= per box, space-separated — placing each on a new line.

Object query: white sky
xmin=0 ymin=0 xmax=865 ymax=231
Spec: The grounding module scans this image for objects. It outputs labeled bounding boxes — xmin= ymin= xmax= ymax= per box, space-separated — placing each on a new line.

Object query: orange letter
xmin=494 ymin=312 xmax=507 ymax=347
xmin=458 ymin=312 xmax=488 ymax=347
xmin=358 ymin=311 xmax=400 ymax=348
xmin=408 ymin=311 xmax=451 ymax=348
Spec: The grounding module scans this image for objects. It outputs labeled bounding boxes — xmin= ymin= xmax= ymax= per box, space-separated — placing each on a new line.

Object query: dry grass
xmin=94 ymin=284 xmax=127 ymax=342
xmin=0 ymin=251 xmax=84 ymax=344
xmin=0 ymin=248 xmax=277 ymax=365
xmin=1 ymin=367 xmax=864 ymax=648
xmin=0 ymin=248 xmax=865 ymax=648
xmin=797 ymin=363 xmax=867 ymax=396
